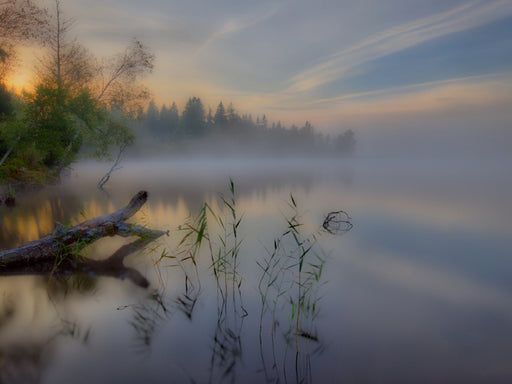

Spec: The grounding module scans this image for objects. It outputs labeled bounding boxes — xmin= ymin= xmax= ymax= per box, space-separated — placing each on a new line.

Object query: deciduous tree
xmin=95 ymin=38 xmax=154 ymax=115
xmin=0 ymin=0 xmax=153 ymax=182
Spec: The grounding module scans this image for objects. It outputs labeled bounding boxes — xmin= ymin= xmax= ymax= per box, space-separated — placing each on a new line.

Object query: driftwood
xmin=0 ymin=191 xmax=168 ymax=287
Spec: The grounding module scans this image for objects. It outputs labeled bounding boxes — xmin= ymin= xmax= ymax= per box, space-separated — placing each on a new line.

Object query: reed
xmin=257 ymin=194 xmax=331 ymax=383
xmin=207 ymin=179 xmax=247 ymax=383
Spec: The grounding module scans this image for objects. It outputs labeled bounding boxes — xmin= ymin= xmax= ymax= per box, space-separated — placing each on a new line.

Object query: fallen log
xmin=0 ymin=191 xmax=168 ymax=287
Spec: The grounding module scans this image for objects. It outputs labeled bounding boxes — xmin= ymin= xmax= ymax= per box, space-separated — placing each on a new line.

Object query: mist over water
xmin=2 ymin=0 xmax=512 ymax=380
xmin=1 ymin=154 xmax=511 ymax=383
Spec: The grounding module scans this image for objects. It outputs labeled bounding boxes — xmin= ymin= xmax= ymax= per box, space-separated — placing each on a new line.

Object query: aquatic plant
xmin=209 ymin=179 xmax=245 ymax=316
xmin=257 ymin=194 xmax=352 ymax=383
xmin=137 ymin=181 xmax=350 ymax=382
xmin=156 ymin=202 xmax=208 ymax=318
xmin=207 ymin=179 xmax=247 ymax=383
xmin=153 ymin=179 xmax=247 ymax=381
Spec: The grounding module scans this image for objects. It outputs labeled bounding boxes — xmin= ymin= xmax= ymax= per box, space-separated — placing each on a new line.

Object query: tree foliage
xmin=0 ymin=83 xmax=13 ymax=118
xmin=23 ymin=83 xmax=81 ymax=167
xmin=0 ymin=0 xmax=48 ymax=42
xmin=0 ymin=0 xmax=152 ymax=182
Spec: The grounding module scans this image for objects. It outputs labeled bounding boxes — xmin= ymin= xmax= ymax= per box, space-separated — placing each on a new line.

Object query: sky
xmin=8 ymin=0 xmax=512 ymax=155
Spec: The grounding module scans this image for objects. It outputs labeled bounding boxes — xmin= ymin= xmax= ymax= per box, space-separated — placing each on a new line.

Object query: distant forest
xmin=133 ymin=97 xmax=355 ymax=158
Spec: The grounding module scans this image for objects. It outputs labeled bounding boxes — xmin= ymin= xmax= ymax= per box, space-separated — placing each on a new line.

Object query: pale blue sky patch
xmin=284 ymin=0 xmax=512 ymax=94
xmin=313 ymin=15 xmax=512 ymax=99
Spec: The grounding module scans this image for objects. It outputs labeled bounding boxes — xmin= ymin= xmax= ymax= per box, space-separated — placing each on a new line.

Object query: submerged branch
xmin=97 ymin=143 xmax=127 ymax=190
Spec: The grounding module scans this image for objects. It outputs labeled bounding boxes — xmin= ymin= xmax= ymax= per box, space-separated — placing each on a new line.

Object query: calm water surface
xmin=0 ymin=157 xmax=511 ymax=383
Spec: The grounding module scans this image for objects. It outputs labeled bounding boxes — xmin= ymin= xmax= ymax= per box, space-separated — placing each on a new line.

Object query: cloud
xmin=193 ymin=4 xmax=282 ymax=56
xmin=286 ymin=0 xmax=512 ymax=93
xmin=214 ymin=71 xmax=511 ymax=131
xmin=308 ymin=72 xmax=512 ymax=114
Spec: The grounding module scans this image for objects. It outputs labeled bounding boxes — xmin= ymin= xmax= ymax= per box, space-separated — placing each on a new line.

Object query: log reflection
xmin=0 ymin=237 xmax=155 ymax=288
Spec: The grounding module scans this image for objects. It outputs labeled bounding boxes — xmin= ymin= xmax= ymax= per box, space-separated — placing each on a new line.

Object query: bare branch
xmin=97 ymin=143 xmax=128 ymax=189
xmin=96 ymin=38 xmax=155 ymax=104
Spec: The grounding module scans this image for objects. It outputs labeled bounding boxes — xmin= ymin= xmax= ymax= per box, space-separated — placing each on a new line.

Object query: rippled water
xmin=1 ymin=157 xmax=511 ymax=383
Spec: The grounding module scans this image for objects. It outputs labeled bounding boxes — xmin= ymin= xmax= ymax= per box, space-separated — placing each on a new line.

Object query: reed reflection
xmin=158 ymin=180 xmax=248 ymax=382
xmin=258 ymin=197 xmax=352 ymax=383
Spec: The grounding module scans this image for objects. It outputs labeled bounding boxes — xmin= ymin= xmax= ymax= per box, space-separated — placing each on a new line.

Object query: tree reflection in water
xmin=0 ymin=292 xmax=92 ymax=384
xmin=0 ymin=213 xmax=164 ymax=381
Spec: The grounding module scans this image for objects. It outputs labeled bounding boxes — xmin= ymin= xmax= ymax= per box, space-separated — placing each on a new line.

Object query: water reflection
xmin=257 ymin=196 xmax=351 ymax=383
xmin=157 ymin=183 xmax=249 ymax=382
xmin=0 ymin=342 xmax=50 ymax=384
xmin=0 ymin=158 xmax=511 ymax=383
xmin=0 ymin=236 xmax=160 ymax=289
xmin=0 ymin=278 xmax=92 ymax=384
xmin=210 ymin=304 xmax=245 ymax=382
xmin=322 ymin=210 xmax=353 ymax=235
xmin=0 ymin=189 xmax=82 ymax=248
xmin=125 ymin=291 xmax=171 ymax=356
xmin=68 ymin=159 xmax=354 ymax=213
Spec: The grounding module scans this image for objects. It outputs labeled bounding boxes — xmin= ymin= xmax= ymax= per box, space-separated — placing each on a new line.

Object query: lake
xmin=1 ymin=156 xmax=511 ymax=383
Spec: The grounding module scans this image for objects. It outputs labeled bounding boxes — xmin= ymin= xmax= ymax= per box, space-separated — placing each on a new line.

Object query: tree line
xmin=0 ymin=1 xmax=355 ymax=185
xmin=136 ymin=98 xmax=356 ymax=157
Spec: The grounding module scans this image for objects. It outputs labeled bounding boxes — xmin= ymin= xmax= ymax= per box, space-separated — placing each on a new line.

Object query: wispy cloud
xmin=194 ymin=5 xmax=282 ymax=55
xmin=286 ymin=0 xmax=512 ymax=93
xmin=220 ymin=72 xmax=511 ymax=127
xmin=302 ymin=71 xmax=512 ymax=106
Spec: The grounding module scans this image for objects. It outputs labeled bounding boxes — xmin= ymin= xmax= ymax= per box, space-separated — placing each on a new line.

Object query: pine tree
xmin=180 ymin=97 xmax=205 ymax=137
xmin=214 ymin=101 xmax=227 ymax=126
